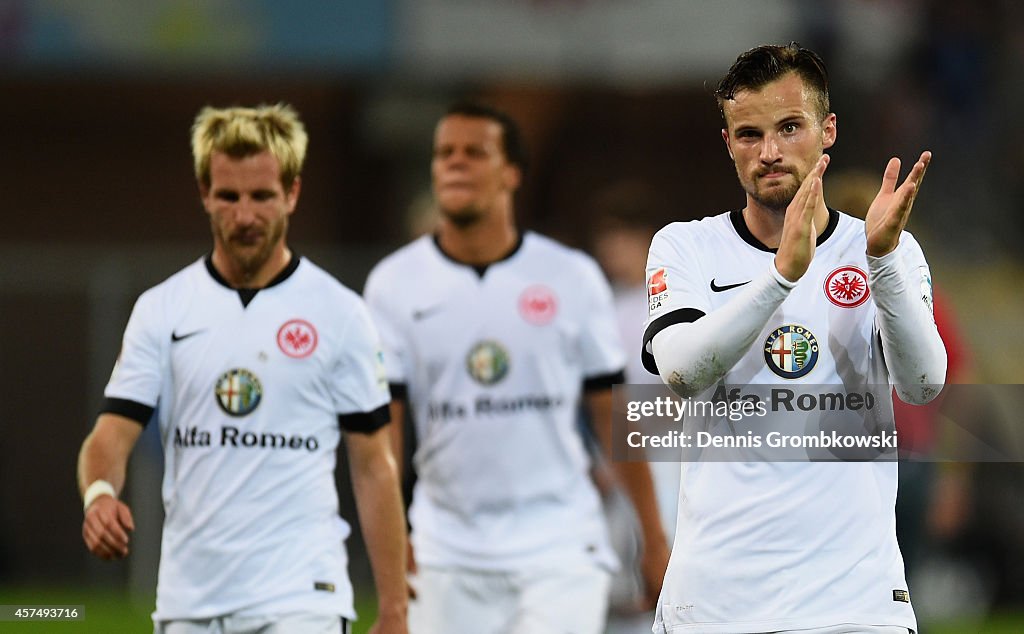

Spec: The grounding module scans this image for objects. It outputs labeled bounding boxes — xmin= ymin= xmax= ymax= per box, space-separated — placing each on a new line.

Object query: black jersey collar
xmin=730 ymin=208 xmax=839 ymax=253
xmin=431 ymin=232 xmax=525 ymax=278
xmin=205 ymin=252 xmax=301 ymax=307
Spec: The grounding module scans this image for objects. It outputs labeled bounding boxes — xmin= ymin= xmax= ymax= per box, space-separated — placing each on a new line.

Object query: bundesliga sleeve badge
xmin=824 ymin=266 xmax=869 ymax=308
xmin=919 ymin=266 xmax=934 ymax=314
xmin=647 ymin=267 xmax=669 ymax=314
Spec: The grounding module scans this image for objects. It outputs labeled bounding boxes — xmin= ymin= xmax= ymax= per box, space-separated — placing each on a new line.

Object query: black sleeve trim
xmin=388 ymin=383 xmax=408 ymax=401
xmin=338 ymin=404 xmax=391 ymax=434
xmin=641 ymin=307 xmax=706 ymax=375
xmin=100 ymin=397 xmax=154 ymax=426
xmin=583 ymin=369 xmax=626 ymax=393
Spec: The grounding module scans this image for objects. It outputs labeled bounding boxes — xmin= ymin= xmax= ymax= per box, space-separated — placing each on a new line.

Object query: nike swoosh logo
xmin=412 ymin=305 xmax=443 ymax=321
xmin=710 ymin=278 xmax=751 ymax=292
xmin=171 ymin=329 xmax=205 ymax=343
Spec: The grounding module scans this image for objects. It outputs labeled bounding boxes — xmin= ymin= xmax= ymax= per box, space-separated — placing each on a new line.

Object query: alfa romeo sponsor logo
xmin=764 ymin=324 xmax=819 ymax=379
xmin=215 ymin=368 xmax=263 ymax=416
xmin=518 ymin=285 xmax=557 ymax=325
xmin=466 ymin=340 xmax=510 ymax=385
xmin=277 ymin=319 xmax=318 ymax=358
xmin=824 ymin=266 xmax=869 ymax=308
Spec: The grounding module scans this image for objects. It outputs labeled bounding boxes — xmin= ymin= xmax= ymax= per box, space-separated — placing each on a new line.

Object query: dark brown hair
xmin=715 ymin=43 xmax=830 ymax=123
xmin=444 ymin=101 xmax=529 ymax=173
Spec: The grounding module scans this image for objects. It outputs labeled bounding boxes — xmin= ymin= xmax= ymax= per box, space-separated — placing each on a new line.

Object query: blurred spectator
xmin=588 ymin=180 xmax=678 ymax=633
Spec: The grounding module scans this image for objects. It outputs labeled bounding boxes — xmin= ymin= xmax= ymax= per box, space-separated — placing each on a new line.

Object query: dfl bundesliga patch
xmin=374 ymin=350 xmax=388 ymax=390
xmin=764 ymin=324 xmax=819 ymax=379
xmin=648 ymin=268 xmax=669 ymax=314
xmin=919 ymin=266 xmax=934 ymax=315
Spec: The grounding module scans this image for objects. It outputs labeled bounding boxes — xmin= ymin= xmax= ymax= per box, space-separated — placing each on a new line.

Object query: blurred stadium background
xmin=0 ymin=1 xmax=1022 ymax=632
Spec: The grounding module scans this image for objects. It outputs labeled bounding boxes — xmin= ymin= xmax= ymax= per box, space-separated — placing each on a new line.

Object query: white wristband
xmin=83 ymin=479 xmax=116 ymax=511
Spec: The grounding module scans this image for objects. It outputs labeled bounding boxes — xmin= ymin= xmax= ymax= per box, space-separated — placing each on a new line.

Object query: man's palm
xmin=865 ymin=152 xmax=931 ymax=257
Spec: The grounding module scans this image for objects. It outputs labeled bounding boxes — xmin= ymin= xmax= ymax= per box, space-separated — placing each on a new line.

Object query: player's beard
xmin=439 ymin=202 xmax=486 ymax=229
xmin=216 ymin=215 xmax=288 ymax=281
xmin=745 ymin=168 xmax=801 ymax=214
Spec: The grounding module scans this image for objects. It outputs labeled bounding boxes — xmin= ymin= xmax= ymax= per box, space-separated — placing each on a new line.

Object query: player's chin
xmin=228 ymin=243 xmax=270 ymax=270
xmin=440 ymin=204 xmax=483 ymax=227
xmin=754 ymin=189 xmax=796 ymax=212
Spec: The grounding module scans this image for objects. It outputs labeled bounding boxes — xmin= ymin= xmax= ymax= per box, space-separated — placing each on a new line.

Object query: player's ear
xmin=722 ymin=129 xmax=734 ymax=160
xmin=285 ymin=176 xmax=301 ymax=214
xmin=822 ymin=113 xmax=837 ymax=150
xmin=503 ymin=164 xmax=522 ymax=191
xmin=198 ymin=182 xmax=212 ymax=214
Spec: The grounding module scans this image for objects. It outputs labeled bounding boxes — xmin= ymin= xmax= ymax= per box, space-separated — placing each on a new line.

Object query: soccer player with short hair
xmin=644 ymin=43 xmax=946 ymax=633
xmin=364 ymin=102 xmax=669 ymax=633
xmin=78 ymin=104 xmax=409 ymax=634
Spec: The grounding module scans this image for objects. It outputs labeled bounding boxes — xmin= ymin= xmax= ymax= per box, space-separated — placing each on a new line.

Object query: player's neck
xmin=212 ymin=243 xmax=292 ymax=289
xmin=436 ymin=211 xmax=519 ymax=266
xmin=743 ymin=200 xmax=831 ymax=250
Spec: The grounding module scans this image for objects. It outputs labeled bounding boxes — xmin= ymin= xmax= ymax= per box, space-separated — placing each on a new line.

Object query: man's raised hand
xmin=865 ymin=151 xmax=931 ymax=257
xmin=774 ymin=154 xmax=830 ymax=282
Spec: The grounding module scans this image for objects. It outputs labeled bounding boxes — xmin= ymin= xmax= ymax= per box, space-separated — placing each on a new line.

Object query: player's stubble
xmin=213 ymin=212 xmax=289 ymax=280
xmin=741 ymin=164 xmax=805 ymax=216
xmin=438 ymin=201 xmax=488 ymax=229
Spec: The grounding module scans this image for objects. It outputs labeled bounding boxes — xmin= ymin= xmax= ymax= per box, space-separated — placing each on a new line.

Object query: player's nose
xmin=443 ymin=148 xmax=471 ymax=169
xmin=233 ymin=199 xmax=258 ymax=225
xmin=759 ymin=137 xmax=782 ymax=163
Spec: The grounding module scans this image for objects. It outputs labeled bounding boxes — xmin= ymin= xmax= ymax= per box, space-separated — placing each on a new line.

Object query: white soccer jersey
xmin=364 ymin=232 xmax=625 ymax=571
xmin=103 ymin=255 xmax=390 ymax=621
xmin=643 ymin=210 xmax=927 ymax=633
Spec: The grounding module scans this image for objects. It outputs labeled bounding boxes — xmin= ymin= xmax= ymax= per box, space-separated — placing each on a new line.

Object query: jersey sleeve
xmin=363 ymin=264 xmax=411 ymax=389
xmin=897 ymin=232 xmax=936 ymax=317
xmin=868 ymin=231 xmax=947 ymax=404
xmin=576 ymin=254 xmax=627 ymax=388
xmin=641 ymin=224 xmax=711 ymax=374
xmin=333 ymin=299 xmax=392 ymax=433
xmin=102 ymin=290 xmax=165 ymax=424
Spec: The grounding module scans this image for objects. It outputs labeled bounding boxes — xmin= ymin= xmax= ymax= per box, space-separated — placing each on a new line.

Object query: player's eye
xmin=251 ymin=190 xmax=276 ymax=201
xmin=215 ymin=191 xmax=239 ymax=202
xmin=781 ymin=122 xmax=799 ymax=134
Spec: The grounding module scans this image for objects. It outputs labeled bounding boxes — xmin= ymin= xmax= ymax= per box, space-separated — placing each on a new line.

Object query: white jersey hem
xmin=656 ymin=613 xmax=917 ymax=633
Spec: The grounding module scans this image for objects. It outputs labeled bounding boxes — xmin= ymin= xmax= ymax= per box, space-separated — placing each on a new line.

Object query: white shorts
xmin=154 ymin=613 xmax=348 ymax=634
xmin=408 ymin=564 xmax=611 ymax=634
xmin=773 ymin=626 xmax=913 ymax=634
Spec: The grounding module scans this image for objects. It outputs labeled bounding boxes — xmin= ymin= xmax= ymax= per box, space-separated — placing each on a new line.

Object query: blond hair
xmin=191 ymin=103 xmax=308 ymax=189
